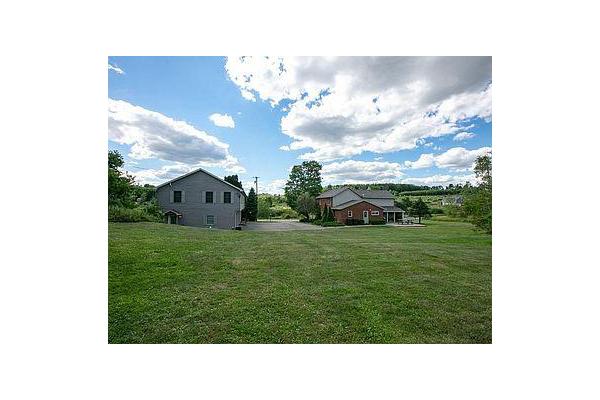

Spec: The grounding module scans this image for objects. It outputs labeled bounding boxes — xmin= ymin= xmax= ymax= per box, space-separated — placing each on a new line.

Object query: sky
xmin=108 ymin=56 xmax=491 ymax=194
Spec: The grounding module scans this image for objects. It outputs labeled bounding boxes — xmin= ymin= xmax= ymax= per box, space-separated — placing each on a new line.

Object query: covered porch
xmin=383 ymin=206 xmax=405 ymax=224
xmin=164 ymin=209 xmax=182 ymax=225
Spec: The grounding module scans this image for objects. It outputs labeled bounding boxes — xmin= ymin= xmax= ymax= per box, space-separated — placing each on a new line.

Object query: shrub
xmin=345 ymin=218 xmax=364 ymax=225
xmin=108 ymin=206 xmax=161 ymax=222
xmin=369 ymin=218 xmax=386 ymax=225
xmin=321 ymin=221 xmax=343 ymax=227
xmin=430 ymin=207 xmax=445 ymax=214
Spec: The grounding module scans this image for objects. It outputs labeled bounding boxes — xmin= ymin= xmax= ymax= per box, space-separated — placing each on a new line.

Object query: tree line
xmin=108 ymin=150 xmax=162 ymax=222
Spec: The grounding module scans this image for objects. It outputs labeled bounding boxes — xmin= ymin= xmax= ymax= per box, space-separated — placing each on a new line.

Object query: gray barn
xmin=155 ymin=168 xmax=246 ymax=229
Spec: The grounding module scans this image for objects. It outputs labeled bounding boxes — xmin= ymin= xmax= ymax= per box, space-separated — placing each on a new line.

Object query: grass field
xmin=109 ymin=221 xmax=491 ymax=343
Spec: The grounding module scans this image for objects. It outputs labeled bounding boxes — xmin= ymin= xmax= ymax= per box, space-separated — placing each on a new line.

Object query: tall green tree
xmin=463 ymin=153 xmax=492 ymax=233
xmin=224 ymin=174 xmax=243 ymax=190
xmin=245 ymin=188 xmax=258 ymax=221
xmin=410 ymin=198 xmax=431 ymax=224
xmin=284 ymin=161 xmax=323 ymax=210
xmin=108 ymin=150 xmax=135 ymax=207
xmin=296 ymin=192 xmax=317 ymax=221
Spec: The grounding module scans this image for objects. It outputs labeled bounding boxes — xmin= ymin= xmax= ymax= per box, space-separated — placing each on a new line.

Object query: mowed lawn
xmin=109 ymin=221 xmax=491 ymax=343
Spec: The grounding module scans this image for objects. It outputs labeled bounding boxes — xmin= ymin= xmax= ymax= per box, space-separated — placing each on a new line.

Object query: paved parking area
xmin=244 ymin=220 xmax=324 ymax=231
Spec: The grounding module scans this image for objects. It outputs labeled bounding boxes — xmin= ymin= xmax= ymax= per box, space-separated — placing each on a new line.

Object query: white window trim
xmin=371 ymin=210 xmax=379 ymax=216
xmin=347 ymin=210 xmax=353 ymax=217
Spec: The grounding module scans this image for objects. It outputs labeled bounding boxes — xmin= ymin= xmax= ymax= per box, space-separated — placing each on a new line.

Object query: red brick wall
xmin=318 ymin=198 xmax=332 ymax=211
xmin=333 ymin=201 xmax=384 ymax=224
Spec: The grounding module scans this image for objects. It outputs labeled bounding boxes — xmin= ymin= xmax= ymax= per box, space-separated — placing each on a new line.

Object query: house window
xmin=173 ymin=190 xmax=182 ymax=203
xmin=206 ymin=191 xmax=214 ymax=203
xmin=206 ymin=215 xmax=215 ymax=225
xmin=224 ymin=192 xmax=232 ymax=203
xmin=371 ymin=210 xmax=379 ymax=216
xmin=347 ymin=210 xmax=353 ymax=217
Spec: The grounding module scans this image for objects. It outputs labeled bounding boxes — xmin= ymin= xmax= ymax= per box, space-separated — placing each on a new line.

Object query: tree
xmin=284 ymin=161 xmax=322 ymax=210
xmin=245 ymin=188 xmax=258 ymax=221
xmin=410 ymin=198 xmax=431 ymax=224
xmin=296 ymin=192 xmax=317 ymax=221
xmin=397 ymin=197 xmax=413 ymax=214
xmin=224 ymin=175 xmax=243 ymax=190
xmin=257 ymin=194 xmax=273 ymax=219
xmin=474 ymin=153 xmax=492 ymax=189
xmin=463 ymin=153 xmax=492 ymax=233
xmin=314 ymin=204 xmax=322 ymax=221
xmin=108 ymin=150 xmax=135 ymax=207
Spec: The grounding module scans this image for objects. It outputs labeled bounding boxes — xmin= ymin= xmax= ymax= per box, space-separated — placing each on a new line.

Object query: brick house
xmin=316 ymin=187 xmax=405 ymax=224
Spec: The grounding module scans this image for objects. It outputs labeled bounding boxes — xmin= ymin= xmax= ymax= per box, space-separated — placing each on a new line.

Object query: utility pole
xmin=253 ymin=176 xmax=259 ymax=196
xmin=253 ymin=176 xmax=259 ymax=219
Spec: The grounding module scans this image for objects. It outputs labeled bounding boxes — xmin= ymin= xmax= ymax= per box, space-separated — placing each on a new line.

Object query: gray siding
xmin=156 ymin=171 xmax=244 ymax=229
xmin=331 ymin=189 xmax=361 ymax=207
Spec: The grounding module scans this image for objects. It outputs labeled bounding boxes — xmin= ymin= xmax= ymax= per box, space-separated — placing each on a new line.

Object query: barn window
xmin=347 ymin=210 xmax=353 ymax=217
xmin=206 ymin=215 xmax=215 ymax=225
xmin=224 ymin=192 xmax=232 ymax=203
xmin=371 ymin=210 xmax=379 ymax=216
xmin=206 ymin=191 xmax=214 ymax=203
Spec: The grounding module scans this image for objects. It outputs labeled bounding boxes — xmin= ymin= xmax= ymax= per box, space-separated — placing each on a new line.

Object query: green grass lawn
xmin=109 ymin=221 xmax=491 ymax=343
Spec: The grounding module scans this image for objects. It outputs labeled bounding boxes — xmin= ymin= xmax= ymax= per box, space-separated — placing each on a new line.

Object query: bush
xmin=345 ymin=218 xmax=364 ymax=225
xmin=108 ymin=206 xmax=161 ymax=222
xmin=369 ymin=218 xmax=386 ymax=225
xmin=310 ymin=219 xmax=322 ymax=225
xmin=430 ymin=207 xmax=444 ymax=214
xmin=321 ymin=221 xmax=343 ymax=227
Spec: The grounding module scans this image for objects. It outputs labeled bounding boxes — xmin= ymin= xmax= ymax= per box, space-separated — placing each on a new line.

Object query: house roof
xmin=316 ymin=187 xmax=350 ymax=199
xmin=316 ymin=186 xmax=394 ymax=200
xmin=383 ymin=206 xmax=405 ymax=212
xmin=332 ymin=199 xmax=384 ymax=210
xmin=155 ymin=167 xmax=247 ymax=197
xmin=163 ymin=209 xmax=182 ymax=216
xmin=353 ymin=189 xmax=394 ymax=199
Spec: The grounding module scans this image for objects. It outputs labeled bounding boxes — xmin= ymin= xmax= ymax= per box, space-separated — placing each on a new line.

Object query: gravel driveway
xmin=244 ymin=220 xmax=324 ymax=231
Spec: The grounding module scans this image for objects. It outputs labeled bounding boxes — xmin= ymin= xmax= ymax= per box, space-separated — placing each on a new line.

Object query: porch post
xmin=393 ymin=212 xmax=396 ymax=223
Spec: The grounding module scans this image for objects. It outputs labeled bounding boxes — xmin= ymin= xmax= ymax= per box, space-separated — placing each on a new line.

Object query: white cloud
xmin=209 ymin=113 xmax=235 ymax=128
xmin=374 ymin=156 xmax=383 ymax=160
xmin=404 ymin=153 xmax=436 ymax=169
xmin=259 ymin=178 xmax=287 ymax=195
xmin=226 ymin=56 xmax=491 ymax=161
xmin=321 ymin=160 xmax=404 ymax=185
xmin=108 ymin=99 xmax=245 ymax=183
xmin=453 ymin=131 xmax=476 ymax=141
xmin=402 ymin=174 xmax=477 ymax=187
xmin=404 ymin=146 xmax=491 ymax=170
xmin=108 ymin=63 xmax=124 ymax=74
xmin=279 ymin=145 xmax=290 ymax=151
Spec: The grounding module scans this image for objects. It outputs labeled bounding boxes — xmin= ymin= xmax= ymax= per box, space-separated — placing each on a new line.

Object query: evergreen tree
xmin=314 ymin=205 xmax=322 ymax=221
xmin=410 ymin=198 xmax=431 ymax=224
xmin=245 ymin=188 xmax=258 ymax=221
